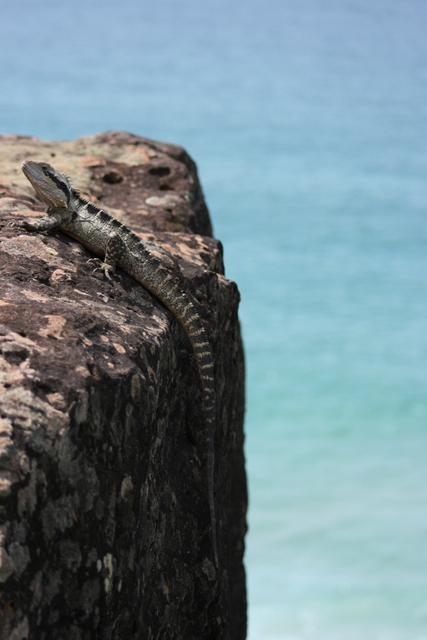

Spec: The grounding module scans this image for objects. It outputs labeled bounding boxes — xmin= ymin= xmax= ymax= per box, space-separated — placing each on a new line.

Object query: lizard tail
xmin=136 ymin=255 xmax=219 ymax=566
xmin=166 ymin=295 xmax=219 ymax=567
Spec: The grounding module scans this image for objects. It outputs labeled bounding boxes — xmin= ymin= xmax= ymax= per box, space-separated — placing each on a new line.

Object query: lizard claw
xmin=7 ymin=219 xmax=36 ymax=230
xmin=87 ymin=258 xmax=101 ymax=267
xmin=87 ymin=258 xmax=115 ymax=281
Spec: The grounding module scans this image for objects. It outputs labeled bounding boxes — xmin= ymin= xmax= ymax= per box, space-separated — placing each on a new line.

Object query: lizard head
xmin=22 ymin=161 xmax=73 ymax=209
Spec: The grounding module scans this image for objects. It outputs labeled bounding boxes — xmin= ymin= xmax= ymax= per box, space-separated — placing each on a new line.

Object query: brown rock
xmin=0 ymin=132 xmax=247 ymax=640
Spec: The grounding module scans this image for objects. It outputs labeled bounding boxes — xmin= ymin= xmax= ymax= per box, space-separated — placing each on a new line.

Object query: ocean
xmin=1 ymin=0 xmax=427 ymax=637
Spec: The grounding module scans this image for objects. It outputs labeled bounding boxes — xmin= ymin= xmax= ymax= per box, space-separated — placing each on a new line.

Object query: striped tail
xmin=164 ymin=295 xmax=219 ymax=567
xmin=130 ymin=251 xmax=219 ymax=566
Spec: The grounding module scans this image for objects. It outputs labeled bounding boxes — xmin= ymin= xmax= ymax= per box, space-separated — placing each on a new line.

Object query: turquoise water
xmin=2 ymin=0 xmax=427 ymax=637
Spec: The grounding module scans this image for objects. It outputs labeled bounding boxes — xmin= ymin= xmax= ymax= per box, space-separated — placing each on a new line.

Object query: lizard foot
xmin=87 ymin=258 xmax=116 ymax=282
xmin=7 ymin=219 xmax=38 ymax=231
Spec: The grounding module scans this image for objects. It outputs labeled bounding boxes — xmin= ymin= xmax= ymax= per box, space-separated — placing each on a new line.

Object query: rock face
xmin=0 ymin=132 xmax=246 ymax=640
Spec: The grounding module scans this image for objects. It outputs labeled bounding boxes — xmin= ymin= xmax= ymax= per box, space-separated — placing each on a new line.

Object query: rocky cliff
xmin=0 ymin=132 xmax=246 ymax=640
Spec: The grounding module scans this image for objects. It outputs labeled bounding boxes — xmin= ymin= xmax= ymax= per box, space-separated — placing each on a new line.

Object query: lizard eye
xmin=40 ymin=163 xmax=51 ymax=175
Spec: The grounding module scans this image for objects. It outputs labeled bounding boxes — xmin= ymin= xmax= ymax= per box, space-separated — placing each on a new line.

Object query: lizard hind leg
xmin=89 ymin=231 xmax=127 ymax=281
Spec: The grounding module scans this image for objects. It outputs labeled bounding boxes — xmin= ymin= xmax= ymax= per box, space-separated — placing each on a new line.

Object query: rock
xmin=0 ymin=132 xmax=247 ymax=640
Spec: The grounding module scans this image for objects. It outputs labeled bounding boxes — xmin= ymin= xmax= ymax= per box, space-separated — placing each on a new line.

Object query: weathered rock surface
xmin=0 ymin=132 xmax=246 ymax=640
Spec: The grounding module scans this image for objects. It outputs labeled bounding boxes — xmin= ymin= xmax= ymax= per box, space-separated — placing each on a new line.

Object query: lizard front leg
xmin=9 ymin=208 xmax=71 ymax=232
xmin=89 ymin=231 xmax=127 ymax=281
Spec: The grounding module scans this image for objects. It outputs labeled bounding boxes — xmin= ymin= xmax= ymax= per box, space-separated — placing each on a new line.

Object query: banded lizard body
xmin=14 ymin=160 xmax=219 ymax=567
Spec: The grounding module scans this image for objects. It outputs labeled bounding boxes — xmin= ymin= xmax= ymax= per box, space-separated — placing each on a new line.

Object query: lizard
xmin=12 ymin=160 xmax=219 ymax=568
